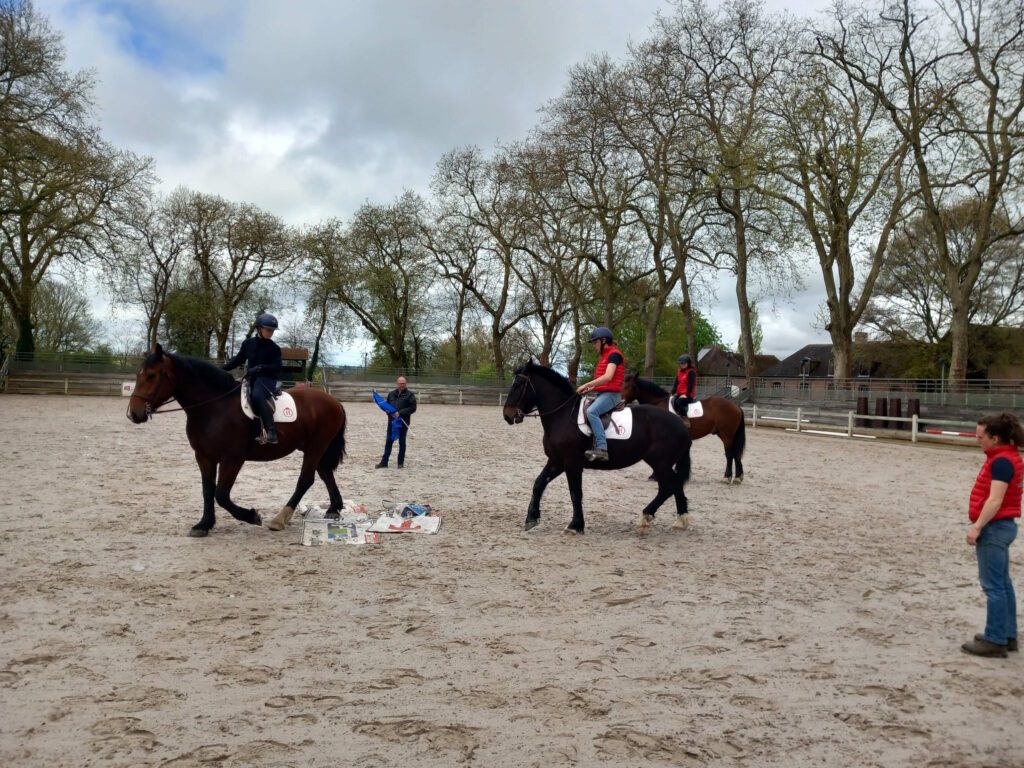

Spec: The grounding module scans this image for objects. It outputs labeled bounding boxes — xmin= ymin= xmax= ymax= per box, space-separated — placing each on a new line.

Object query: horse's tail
xmin=318 ymin=415 xmax=347 ymax=473
xmin=675 ymin=437 xmax=692 ymax=485
xmin=731 ymin=407 xmax=746 ymax=461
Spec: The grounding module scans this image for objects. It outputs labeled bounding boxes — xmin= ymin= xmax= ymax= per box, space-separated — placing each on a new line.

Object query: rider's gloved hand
xmin=244 ymin=365 xmax=263 ymax=380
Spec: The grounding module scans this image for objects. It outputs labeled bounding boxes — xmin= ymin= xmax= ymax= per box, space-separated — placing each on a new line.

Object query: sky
xmin=38 ymin=0 xmax=834 ymax=364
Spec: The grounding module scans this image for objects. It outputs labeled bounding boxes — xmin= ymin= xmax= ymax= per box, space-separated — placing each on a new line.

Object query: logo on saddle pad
xmin=668 ymin=399 xmax=704 ymax=419
xmin=577 ymin=400 xmax=634 ymax=440
xmin=241 ymin=386 xmax=298 ymax=423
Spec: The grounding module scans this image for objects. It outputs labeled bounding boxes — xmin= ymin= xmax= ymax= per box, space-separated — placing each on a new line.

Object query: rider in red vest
xmin=575 ymin=326 xmax=624 ymax=462
xmin=961 ymin=412 xmax=1023 ymax=658
xmin=673 ymin=354 xmax=697 ymax=427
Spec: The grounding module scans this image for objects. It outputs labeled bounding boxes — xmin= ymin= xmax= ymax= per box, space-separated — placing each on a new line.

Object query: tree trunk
xmin=947 ymin=302 xmax=970 ymax=394
xmin=831 ymin=334 xmax=851 ymax=385
xmin=733 ymin=204 xmax=758 ymax=380
xmin=15 ymin=313 xmax=34 ymax=359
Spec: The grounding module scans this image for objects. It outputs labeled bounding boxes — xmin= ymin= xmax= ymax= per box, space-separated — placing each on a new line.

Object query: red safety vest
xmin=969 ymin=444 xmax=1023 ymax=523
xmin=593 ymin=344 xmax=625 ymax=393
xmin=675 ymin=367 xmax=696 ymax=398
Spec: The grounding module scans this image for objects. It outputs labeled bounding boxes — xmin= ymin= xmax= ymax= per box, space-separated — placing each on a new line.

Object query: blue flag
xmin=373 ymin=390 xmax=402 ymax=440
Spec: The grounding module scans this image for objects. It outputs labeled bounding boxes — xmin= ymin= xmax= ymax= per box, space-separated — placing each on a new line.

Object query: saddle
xmin=577 ymin=398 xmax=633 ymax=441
xmin=583 ymin=397 xmax=627 ymax=430
xmin=240 ymin=382 xmax=298 ymax=423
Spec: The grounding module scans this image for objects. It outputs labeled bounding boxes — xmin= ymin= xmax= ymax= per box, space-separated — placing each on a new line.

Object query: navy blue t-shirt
xmin=991 ymin=457 xmax=1016 ymax=484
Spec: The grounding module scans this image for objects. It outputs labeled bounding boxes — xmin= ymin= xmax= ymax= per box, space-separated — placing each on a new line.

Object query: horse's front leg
xmin=189 ymin=453 xmax=218 ymax=538
xmin=267 ymin=453 xmax=319 ymax=531
xmin=213 ymin=460 xmax=262 ymax=527
xmin=525 ymin=459 xmax=563 ymax=531
xmin=564 ymin=466 xmax=585 ymax=535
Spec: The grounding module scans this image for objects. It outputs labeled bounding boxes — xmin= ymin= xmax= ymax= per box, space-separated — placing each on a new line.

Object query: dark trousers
xmin=250 ymin=378 xmax=277 ymax=429
xmin=381 ymin=421 xmax=409 ymax=466
xmin=673 ymin=395 xmax=692 ymax=416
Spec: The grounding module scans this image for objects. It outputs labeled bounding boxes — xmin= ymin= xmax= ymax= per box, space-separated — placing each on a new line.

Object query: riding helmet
xmin=678 ymin=354 xmax=692 ymax=366
xmin=589 ymin=326 xmax=613 ymax=343
xmin=256 ymin=312 xmax=279 ymax=330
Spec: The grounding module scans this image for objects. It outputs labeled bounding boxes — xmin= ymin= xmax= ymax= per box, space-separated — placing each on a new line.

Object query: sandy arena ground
xmin=0 ymin=394 xmax=1021 ymax=767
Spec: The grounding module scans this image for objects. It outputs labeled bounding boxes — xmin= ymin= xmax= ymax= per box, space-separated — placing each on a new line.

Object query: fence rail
xmin=749 ymin=404 xmax=979 ymax=445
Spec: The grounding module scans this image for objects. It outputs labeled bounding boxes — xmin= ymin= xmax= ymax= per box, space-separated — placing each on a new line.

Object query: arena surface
xmin=0 ymin=395 xmax=1020 ymax=766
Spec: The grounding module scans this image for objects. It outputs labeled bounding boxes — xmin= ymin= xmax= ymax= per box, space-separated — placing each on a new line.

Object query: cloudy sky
xmin=39 ymin=0 xmax=833 ymax=363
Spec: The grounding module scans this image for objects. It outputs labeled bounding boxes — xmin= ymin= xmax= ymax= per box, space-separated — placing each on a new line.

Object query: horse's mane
xmin=633 ymin=375 xmax=669 ymax=397
xmin=519 ymin=360 xmax=576 ymax=395
xmin=148 ymin=350 xmax=237 ymax=391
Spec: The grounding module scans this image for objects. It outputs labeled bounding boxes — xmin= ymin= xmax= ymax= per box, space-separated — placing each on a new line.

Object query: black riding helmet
xmin=678 ymin=354 xmax=692 ymax=366
xmin=256 ymin=312 xmax=278 ymax=330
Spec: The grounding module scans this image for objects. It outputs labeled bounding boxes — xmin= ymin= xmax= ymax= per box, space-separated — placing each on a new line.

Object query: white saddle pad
xmin=668 ymin=398 xmax=703 ymax=419
xmin=577 ymin=400 xmax=633 ymax=440
xmin=241 ymin=385 xmax=298 ymax=423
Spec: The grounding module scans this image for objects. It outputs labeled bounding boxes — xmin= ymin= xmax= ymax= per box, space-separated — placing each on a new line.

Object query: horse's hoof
xmin=722 ymin=476 xmax=733 ymax=484
xmin=671 ymin=515 xmax=690 ymax=531
xmin=637 ymin=514 xmax=654 ymax=533
xmin=524 ymin=518 xmax=539 ymax=531
xmin=188 ymin=527 xmax=210 ymax=538
xmin=324 ymin=510 xmax=340 ymax=521
xmin=266 ymin=506 xmax=294 ymax=531
xmin=733 ymin=476 xmax=743 ymax=485
xmin=562 ymin=526 xmax=583 ymax=536
xmin=251 ymin=510 xmax=262 ymax=526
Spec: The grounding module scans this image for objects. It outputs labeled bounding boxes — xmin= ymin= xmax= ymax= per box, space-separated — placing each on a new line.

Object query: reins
xmin=128 ymin=358 xmax=241 ymax=417
xmin=513 ymin=372 xmax=580 ymax=420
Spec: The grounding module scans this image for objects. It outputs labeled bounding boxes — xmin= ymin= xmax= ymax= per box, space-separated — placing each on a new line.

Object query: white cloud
xmin=34 ymin=0 xmax=835 ymax=362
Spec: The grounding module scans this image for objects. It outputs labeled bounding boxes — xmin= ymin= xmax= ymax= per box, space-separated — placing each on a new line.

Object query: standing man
xmin=673 ymin=354 xmax=697 ymax=428
xmin=376 ymin=376 xmax=417 ymax=469
xmin=576 ymin=326 xmax=624 ymax=462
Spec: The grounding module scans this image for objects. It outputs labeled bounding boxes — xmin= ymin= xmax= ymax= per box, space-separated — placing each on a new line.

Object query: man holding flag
xmin=374 ymin=376 xmax=417 ymax=468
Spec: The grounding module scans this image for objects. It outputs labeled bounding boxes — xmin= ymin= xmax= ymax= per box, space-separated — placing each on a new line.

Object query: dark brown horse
xmin=503 ymin=360 xmax=692 ymax=534
xmin=127 ymin=344 xmax=347 ymax=536
xmin=621 ymin=373 xmax=746 ymax=483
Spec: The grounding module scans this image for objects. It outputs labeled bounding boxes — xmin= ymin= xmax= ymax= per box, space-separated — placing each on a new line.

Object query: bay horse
xmin=502 ymin=360 xmax=692 ymax=534
xmin=126 ymin=344 xmax=347 ymax=537
xmin=620 ymin=373 xmax=746 ymax=483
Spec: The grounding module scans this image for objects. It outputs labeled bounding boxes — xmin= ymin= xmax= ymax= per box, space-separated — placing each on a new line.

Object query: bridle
xmin=509 ymin=372 xmax=578 ymax=421
xmin=127 ymin=358 xmax=240 ymax=418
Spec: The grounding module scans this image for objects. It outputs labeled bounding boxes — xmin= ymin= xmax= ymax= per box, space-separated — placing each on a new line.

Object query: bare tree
xmin=181 ymin=191 xmax=295 ymax=358
xmin=432 ymin=145 xmax=535 ymax=382
xmin=818 ymin=0 xmax=1024 ymax=386
xmin=761 ymin=19 xmax=915 ymax=378
xmin=104 ymin=187 xmax=190 ymax=349
xmin=330 ymin=192 xmax=435 ymax=369
xmin=539 ymin=57 xmax=649 ymax=335
xmin=655 ymin=0 xmax=799 ymax=379
xmin=0 ymin=0 xmax=152 ymax=358
xmin=864 ymin=201 xmax=1024 ymax=341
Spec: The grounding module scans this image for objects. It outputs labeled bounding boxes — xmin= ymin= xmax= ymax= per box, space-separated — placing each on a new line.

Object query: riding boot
xmin=259 ymin=400 xmax=278 ymax=445
xmin=682 ymin=417 xmax=691 ymax=428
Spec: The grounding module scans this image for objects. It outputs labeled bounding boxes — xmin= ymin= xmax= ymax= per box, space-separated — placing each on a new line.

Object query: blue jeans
xmin=586 ymin=391 xmax=621 ymax=451
xmin=976 ymin=517 xmax=1018 ymax=645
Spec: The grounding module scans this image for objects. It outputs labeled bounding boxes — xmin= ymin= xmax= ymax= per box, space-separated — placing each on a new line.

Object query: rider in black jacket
xmin=223 ymin=313 xmax=283 ymax=444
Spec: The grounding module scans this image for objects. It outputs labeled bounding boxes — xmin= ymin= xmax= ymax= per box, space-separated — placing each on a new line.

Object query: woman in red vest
xmin=961 ymin=412 xmax=1023 ymax=658
xmin=673 ymin=354 xmax=697 ymax=427
xmin=576 ymin=326 xmax=624 ymax=462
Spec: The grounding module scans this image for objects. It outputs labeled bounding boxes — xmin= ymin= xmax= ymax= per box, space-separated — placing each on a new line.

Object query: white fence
xmin=749 ymin=404 xmax=977 ymax=444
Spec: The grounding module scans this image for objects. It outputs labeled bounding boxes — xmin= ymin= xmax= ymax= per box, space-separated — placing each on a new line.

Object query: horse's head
xmin=621 ymin=372 xmax=640 ymax=403
xmin=503 ymin=363 xmax=536 ymax=425
xmin=127 ymin=344 xmax=177 ymax=423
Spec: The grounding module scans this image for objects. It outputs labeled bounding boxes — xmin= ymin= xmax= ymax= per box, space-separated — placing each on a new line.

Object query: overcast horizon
xmin=39 ymin=0 xmax=834 ymax=363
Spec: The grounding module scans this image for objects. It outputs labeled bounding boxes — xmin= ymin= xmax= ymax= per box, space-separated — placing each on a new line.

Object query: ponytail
xmin=977 ymin=412 xmax=1024 ymax=448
